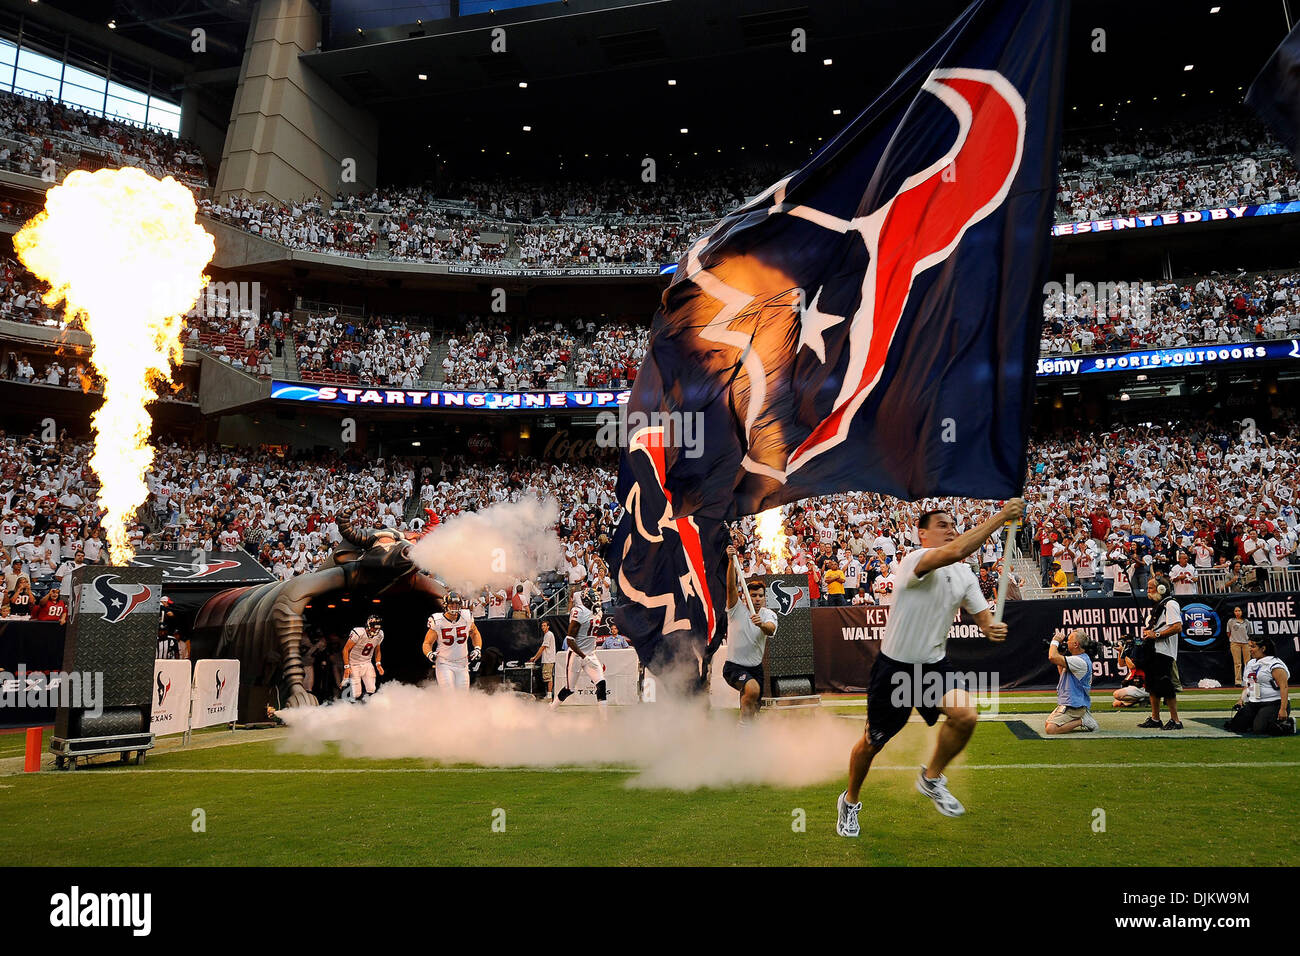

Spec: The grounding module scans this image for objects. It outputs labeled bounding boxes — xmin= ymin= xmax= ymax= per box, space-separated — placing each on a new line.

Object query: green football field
xmin=0 ymin=690 xmax=1295 ymax=867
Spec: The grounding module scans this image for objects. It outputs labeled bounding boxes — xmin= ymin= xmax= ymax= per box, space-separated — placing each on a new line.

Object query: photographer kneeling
xmin=1045 ymin=629 xmax=1100 ymax=734
xmin=1225 ymin=635 xmax=1294 ymax=736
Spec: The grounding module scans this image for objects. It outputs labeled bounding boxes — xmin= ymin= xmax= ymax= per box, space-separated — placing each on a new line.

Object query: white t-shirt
xmin=725 ymin=598 xmax=778 ymax=668
xmin=539 ymin=630 xmax=556 ymax=665
xmin=880 ymin=548 xmax=989 ymax=664
xmin=1150 ymin=600 xmax=1183 ymax=659
xmin=1245 ymin=655 xmax=1289 ymax=703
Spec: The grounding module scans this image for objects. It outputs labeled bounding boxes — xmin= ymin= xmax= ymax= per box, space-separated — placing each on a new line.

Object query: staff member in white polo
xmin=722 ymin=545 xmax=778 ymax=725
xmin=837 ymin=498 xmax=1024 ymax=838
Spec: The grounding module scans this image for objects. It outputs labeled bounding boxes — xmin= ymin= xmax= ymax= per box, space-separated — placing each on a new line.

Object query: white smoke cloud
xmin=409 ymin=497 xmax=565 ymax=592
xmin=276 ymin=683 xmax=860 ymax=791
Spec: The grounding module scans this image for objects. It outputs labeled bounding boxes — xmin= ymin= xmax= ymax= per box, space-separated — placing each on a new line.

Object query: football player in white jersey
xmin=342 ymin=615 xmax=385 ymax=701
xmin=836 ymin=498 xmax=1024 ymax=838
xmin=550 ymin=587 xmax=607 ymax=715
xmin=423 ymin=591 xmax=481 ymax=692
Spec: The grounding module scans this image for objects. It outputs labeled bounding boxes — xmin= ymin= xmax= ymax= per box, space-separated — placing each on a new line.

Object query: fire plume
xmin=753 ymin=507 xmax=788 ymax=566
xmin=14 ymin=168 xmax=214 ymax=563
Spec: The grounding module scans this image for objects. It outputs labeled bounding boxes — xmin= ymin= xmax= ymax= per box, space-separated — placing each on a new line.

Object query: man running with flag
xmin=836 ymin=498 xmax=1023 ymax=837
xmin=610 ymin=0 xmax=1067 ymax=706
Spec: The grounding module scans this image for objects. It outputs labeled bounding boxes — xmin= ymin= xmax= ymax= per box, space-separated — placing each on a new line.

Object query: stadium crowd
xmin=291 ymin=309 xmax=432 ymax=387
xmin=440 ymin=318 xmax=575 ymax=390
xmin=1041 ymin=269 xmax=1300 ymax=354
xmin=1 ymin=411 xmax=1296 ymax=622
xmin=1056 ymin=112 xmax=1299 ymax=222
xmin=0 ymin=88 xmax=210 ymax=191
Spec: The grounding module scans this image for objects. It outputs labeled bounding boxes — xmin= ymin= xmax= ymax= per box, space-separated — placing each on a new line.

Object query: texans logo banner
xmin=612 ymin=0 xmax=1068 ymax=672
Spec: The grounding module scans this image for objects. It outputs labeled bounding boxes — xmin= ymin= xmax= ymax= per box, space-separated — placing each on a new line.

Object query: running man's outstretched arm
xmin=915 ymin=499 xmax=1025 ymax=576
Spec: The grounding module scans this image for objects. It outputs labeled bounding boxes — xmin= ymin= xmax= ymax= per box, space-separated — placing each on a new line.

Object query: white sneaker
xmin=1081 ymin=711 xmax=1099 ymax=732
xmin=548 ymin=694 xmax=561 ymax=710
xmin=836 ymin=790 xmax=861 ymax=838
xmin=916 ymin=767 xmax=965 ymax=817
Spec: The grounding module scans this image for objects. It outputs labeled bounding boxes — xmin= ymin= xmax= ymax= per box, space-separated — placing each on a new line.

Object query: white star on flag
xmin=796 ymin=286 xmax=844 ymax=364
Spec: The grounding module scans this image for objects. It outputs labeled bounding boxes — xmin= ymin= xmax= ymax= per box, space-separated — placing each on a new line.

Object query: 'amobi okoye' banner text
xmin=812 ymin=592 xmax=1300 ymax=693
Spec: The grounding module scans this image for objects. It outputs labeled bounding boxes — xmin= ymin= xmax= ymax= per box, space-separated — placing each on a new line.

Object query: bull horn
xmin=337 ymin=512 xmax=376 ymax=549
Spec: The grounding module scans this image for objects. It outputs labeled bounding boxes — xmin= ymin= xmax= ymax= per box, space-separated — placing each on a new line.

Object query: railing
xmin=535 ymin=584 xmax=569 ymax=618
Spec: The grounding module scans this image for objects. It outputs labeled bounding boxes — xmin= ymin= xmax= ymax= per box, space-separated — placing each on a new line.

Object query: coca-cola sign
xmin=542 ymin=429 xmax=615 ymax=462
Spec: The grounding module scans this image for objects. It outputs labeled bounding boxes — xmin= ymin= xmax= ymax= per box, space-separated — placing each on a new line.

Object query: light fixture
xmin=1184 ymin=64 xmax=1194 ymax=71
xmin=680 ymin=127 xmax=688 ymax=133
xmin=1210 ymin=5 xmax=1220 ymax=12
xmin=832 ymin=108 xmax=841 ymax=115
xmin=522 ymin=125 xmax=531 ymax=131
xmin=412 ymin=440 xmax=421 ymax=447
xmin=519 ymin=81 xmax=528 ymax=88
xmin=418 ymin=73 xmax=427 ymax=80
xmin=823 ymin=58 xmax=832 ymax=65
xmin=108 ymin=18 xmax=116 ymax=28
xmin=667 ymin=79 xmax=676 ymax=86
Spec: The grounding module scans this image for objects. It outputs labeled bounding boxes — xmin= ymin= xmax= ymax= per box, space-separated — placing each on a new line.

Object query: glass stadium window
xmin=60 ymin=80 xmax=108 ymax=113
xmin=14 ymin=69 xmax=58 ymax=98
xmin=0 ymin=38 xmax=16 ymax=89
xmin=106 ymin=81 xmax=148 ymax=125
xmin=63 ymin=63 xmax=107 ymax=97
xmin=0 ymin=33 xmax=179 ymax=135
xmin=147 ymin=97 xmax=181 ymax=135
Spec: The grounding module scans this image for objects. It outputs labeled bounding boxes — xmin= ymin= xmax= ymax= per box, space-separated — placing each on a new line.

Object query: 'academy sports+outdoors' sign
xmin=1036 ymin=340 xmax=1300 ymax=377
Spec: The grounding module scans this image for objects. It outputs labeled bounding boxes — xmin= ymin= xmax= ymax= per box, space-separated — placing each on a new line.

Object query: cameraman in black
xmin=1137 ymin=574 xmax=1184 ymax=731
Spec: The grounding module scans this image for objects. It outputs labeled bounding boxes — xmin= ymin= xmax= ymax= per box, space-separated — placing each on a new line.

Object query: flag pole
xmin=733 ymin=551 xmax=757 ymax=615
xmin=993 ymin=517 xmax=1020 ymax=624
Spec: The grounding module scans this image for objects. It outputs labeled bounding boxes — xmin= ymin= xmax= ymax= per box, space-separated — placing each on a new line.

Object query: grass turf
xmin=1 ymin=691 xmax=1293 ymax=866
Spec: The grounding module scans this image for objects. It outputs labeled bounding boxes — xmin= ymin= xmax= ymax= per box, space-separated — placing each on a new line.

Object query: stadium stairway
xmin=423 ymin=334 xmax=452 ymax=388
xmin=403 ymin=465 xmax=441 ymax=526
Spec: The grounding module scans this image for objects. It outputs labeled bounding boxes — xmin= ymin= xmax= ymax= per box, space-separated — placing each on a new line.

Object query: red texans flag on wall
xmin=611 ymin=0 xmax=1068 ymax=674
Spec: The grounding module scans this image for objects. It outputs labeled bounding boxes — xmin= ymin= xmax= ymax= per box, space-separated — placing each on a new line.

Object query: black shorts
xmin=1145 ymin=653 xmax=1179 ymax=699
xmin=866 ymin=653 xmax=968 ymax=750
xmin=722 ymin=660 xmax=763 ymax=694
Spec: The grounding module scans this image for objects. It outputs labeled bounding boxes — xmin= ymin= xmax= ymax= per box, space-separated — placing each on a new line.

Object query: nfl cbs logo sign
xmin=1180 ymin=604 xmax=1221 ymax=647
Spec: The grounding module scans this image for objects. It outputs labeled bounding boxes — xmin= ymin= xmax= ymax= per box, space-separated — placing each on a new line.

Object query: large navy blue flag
xmin=1247 ymin=19 xmax=1300 ymax=163
xmin=612 ymin=0 xmax=1068 ymax=672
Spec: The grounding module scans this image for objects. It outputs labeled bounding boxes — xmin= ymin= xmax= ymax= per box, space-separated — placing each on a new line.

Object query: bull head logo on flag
xmin=611 ymin=0 xmax=1067 ymax=682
